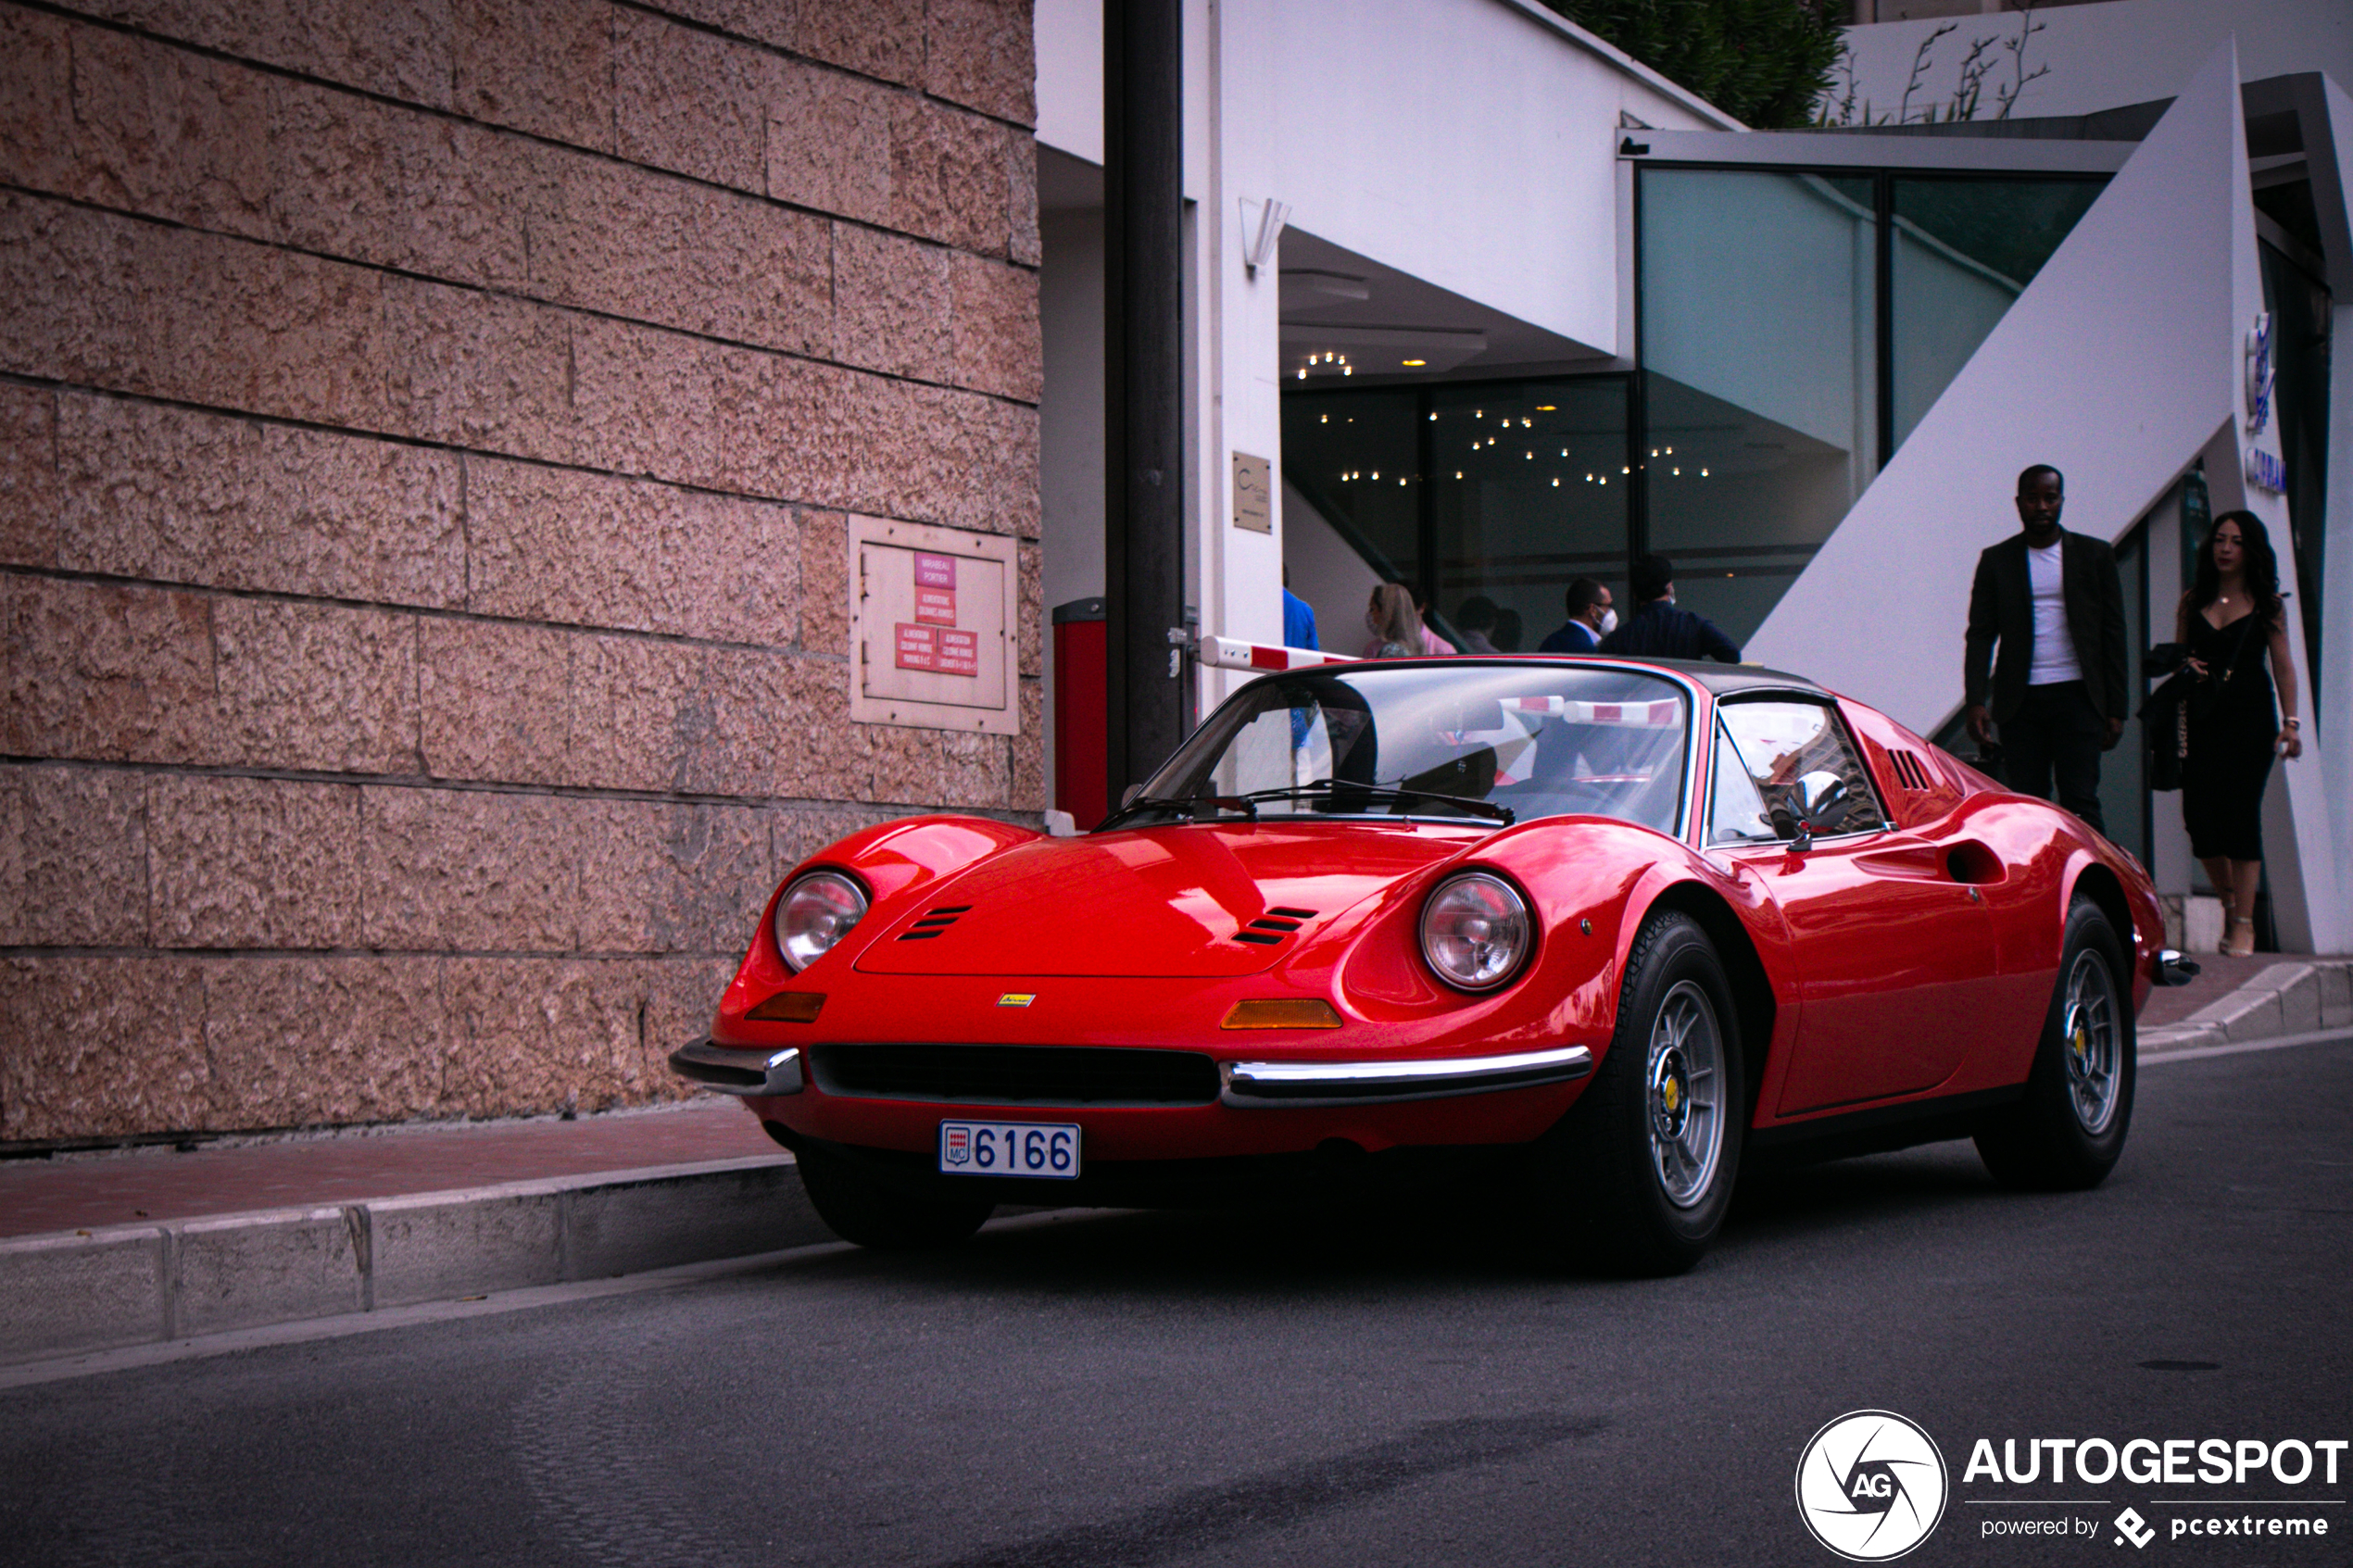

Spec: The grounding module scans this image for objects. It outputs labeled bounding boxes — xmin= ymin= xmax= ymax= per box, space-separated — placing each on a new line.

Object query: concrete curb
xmin=0 ymin=1153 xmax=824 ymax=1368
xmin=2141 ymin=959 xmax=2353 ymax=1055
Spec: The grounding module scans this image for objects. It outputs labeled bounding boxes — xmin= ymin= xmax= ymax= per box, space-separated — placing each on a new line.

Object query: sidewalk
xmin=0 ymin=1098 xmax=777 ymax=1241
xmin=4 ymin=957 xmax=2348 ymax=1371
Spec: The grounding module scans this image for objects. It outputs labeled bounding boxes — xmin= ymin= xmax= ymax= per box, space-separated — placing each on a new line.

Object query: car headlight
xmin=773 ymin=872 xmax=869 ymax=972
xmin=1419 ymin=872 xmax=1531 ymax=992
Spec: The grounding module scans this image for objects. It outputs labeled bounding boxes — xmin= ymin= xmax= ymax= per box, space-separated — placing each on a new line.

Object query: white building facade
xmin=1030 ymin=0 xmax=2351 ymax=954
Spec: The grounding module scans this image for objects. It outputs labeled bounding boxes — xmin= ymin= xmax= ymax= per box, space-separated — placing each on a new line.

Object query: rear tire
xmin=796 ymin=1145 xmax=995 ymax=1250
xmin=1975 ymin=899 xmax=2134 ymax=1190
xmin=1537 ymin=911 xmax=1743 ymax=1276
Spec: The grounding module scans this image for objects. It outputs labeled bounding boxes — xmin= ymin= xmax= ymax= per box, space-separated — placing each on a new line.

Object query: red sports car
xmin=673 ymin=656 xmax=2195 ymax=1273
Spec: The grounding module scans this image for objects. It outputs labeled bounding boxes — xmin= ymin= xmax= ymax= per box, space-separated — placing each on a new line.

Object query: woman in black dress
xmin=2177 ymin=511 xmax=2303 ymax=956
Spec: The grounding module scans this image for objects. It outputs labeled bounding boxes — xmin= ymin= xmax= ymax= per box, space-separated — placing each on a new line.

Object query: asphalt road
xmin=5 ymin=1038 xmax=2348 ymax=1568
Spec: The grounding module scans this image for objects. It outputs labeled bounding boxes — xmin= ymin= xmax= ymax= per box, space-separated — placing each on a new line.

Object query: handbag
xmin=2138 ymin=668 xmax=2190 ymax=792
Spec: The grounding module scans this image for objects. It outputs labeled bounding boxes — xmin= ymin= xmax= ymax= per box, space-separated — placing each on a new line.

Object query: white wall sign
xmin=849 ymin=516 xmax=1019 ymax=734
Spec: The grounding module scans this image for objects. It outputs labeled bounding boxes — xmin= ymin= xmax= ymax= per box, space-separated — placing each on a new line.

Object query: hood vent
xmin=898 ymin=905 xmax=973 ymax=941
xmin=1234 ymin=907 xmax=1319 ymax=947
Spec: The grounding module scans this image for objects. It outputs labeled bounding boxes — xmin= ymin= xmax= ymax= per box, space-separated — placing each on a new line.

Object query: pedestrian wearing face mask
xmin=1596 ymin=554 xmax=1741 ymax=662
xmin=1538 ymin=577 xmax=1615 ymax=653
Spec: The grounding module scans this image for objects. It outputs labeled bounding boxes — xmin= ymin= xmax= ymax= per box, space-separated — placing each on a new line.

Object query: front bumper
xmin=1218 ymin=1044 xmax=1593 ymax=1106
xmin=670 ymin=1038 xmax=804 ymax=1097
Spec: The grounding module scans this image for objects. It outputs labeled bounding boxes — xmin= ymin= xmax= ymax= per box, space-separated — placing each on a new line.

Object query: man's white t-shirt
xmin=2026 ymin=540 xmax=2082 ymax=685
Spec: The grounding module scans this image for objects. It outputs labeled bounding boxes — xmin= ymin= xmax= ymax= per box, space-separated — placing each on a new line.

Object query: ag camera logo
xmin=1796 ymin=1410 xmax=1950 ymax=1561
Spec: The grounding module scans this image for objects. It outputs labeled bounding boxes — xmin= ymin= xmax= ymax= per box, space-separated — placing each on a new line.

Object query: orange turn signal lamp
xmin=746 ymin=991 xmax=825 ymax=1022
xmin=1220 ymin=998 xmax=1342 ymax=1030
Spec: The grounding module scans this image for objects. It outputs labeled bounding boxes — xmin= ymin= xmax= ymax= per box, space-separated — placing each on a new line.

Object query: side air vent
xmin=898 ymin=905 xmax=973 ymax=941
xmin=1888 ymin=751 xmax=1932 ymax=792
xmin=1233 ymin=908 xmax=1319 ymax=947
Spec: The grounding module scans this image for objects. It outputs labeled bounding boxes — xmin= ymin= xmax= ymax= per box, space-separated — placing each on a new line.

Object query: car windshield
xmin=1119 ymin=662 xmax=1691 ymax=834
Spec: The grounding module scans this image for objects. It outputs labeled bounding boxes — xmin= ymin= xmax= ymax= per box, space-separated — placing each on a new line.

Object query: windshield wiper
xmin=1236 ymin=780 xmax=1514 ymax=825
xmin=1097 ymin=793 xmax=1260 ymax=830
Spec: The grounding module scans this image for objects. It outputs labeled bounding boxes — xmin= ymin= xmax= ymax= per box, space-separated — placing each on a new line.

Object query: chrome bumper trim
xmin=2155 ymin=948 xmax=2200 ymax=987
xmin=669 ymin=1037 xmax=804 ymax=1097
xmin=1219 ymin=1044 xmax=1594 ymax=1107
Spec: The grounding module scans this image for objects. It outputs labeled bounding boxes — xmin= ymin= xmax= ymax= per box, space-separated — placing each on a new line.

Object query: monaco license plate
xmin=937 ymin=1120 xmax=1080 ymax=1179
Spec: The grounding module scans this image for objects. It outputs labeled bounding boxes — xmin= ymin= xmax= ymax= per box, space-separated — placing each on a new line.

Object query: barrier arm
xmin=1188 ymin=634 xmax=1360 ymax=673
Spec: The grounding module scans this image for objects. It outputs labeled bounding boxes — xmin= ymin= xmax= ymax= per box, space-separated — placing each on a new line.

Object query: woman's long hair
xmin=2189 ymin=509 xmax=2285 ymax=624
xmin=1367 ymin=583 xmax=1423 ymax=652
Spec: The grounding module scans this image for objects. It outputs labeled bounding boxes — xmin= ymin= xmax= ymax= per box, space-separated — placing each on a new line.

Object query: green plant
xmin=1549 ymin=0 xmax=1849 ymax=131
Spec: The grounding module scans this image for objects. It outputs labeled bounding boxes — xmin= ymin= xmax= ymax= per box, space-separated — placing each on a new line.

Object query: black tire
xmin=1538 ymin=911 xmax=1743 ymax=1276
xmin=1975 ymin=899 xmax=2135 ymax=1190
xmin=796 ymin=1145 xmax=995 ymax=1250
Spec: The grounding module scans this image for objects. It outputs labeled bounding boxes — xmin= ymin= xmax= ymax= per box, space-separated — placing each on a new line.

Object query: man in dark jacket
xmin=1597 ymin=554 xmax=1741 ymax=663
xmin=1963 ymin=464 xmax=2129 ymax=832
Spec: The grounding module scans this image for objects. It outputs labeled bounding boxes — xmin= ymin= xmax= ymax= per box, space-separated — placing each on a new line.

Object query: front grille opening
xmin=810 ymin=1044 xmax=1220 ymax=1107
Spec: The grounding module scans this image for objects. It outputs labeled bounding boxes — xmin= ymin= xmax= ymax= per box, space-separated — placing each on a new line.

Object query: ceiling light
xmin=1403 ymin=358 xmax=1427 ymax=367
xmin=1535 ymin=405 xmax=1556 ymax=411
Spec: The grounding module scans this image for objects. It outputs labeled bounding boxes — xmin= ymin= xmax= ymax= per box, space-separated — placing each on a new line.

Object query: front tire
xmin=1975 ymin=898 xmax=2134 ymax=1190
xmin=1539 ymin=911 xmax=1743 ymax=1276
xmin=796 ymin=1145 xmax=995 ymax=1250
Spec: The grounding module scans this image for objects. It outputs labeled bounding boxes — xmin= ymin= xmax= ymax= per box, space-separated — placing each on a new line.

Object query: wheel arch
xmin=2066 ymin=859 xmax=2133 ymax=949
xmin=1637 ymin=880 xmax=1777 ymax=1131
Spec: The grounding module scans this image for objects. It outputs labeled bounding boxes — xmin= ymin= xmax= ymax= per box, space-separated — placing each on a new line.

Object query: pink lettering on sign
xmin=894 ymin=623 xmax=938 ymax=671
xmin=937 ymin=629 xmax=980 ymax=677
xmin=914 ymin=552 xmax=957 ymax=590
xmin=915 ymin=586 xmax=957 ymax=626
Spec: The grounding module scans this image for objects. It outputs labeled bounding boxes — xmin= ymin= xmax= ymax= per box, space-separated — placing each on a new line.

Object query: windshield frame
xmin=1114 ymin=657 xmax=1707 ymax=842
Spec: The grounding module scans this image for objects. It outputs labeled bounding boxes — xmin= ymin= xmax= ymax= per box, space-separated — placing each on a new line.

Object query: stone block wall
xmin=0 ymin=0 xmax=1042 ymax=1144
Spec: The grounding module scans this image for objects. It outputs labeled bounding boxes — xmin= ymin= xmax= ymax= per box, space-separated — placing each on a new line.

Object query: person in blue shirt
xmin=1539 ymin=577 xmax=1614 ymax=653
xmin=1282 ymin=567 xmax=1317 ymax=651
xmin=1597 ymin=554 xmax=1741 ymax=663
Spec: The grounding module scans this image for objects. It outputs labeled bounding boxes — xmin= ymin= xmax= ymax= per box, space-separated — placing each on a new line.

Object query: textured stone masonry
xmin=0 ymin=0 xmax=1040 ymax=1144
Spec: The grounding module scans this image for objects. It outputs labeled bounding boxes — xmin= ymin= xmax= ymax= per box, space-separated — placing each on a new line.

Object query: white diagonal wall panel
xmin=1750 ymin=40 xmax=2345 ymax=951
xmin=1749 ymin=42 xmax=2248 ymax=720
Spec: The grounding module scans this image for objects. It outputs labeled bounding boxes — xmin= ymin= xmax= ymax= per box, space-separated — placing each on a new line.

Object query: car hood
xmin=851 ymin=822 xmax=1478 ymax=977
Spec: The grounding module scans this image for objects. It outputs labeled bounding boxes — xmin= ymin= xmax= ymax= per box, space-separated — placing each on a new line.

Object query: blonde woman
xmin=1361 ymin=583 xmax=1456 ymax=659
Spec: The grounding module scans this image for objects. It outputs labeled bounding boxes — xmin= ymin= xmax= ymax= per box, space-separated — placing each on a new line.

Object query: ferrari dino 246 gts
xmin=673 ymin=656 xmax=2195 ymax=1273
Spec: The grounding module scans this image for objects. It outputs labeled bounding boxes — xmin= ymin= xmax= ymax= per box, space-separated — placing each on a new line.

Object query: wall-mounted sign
xmin=849 ymin=517 xmax=1018 ymax=734
xmin=1232 ymin=451 xmax=1271 ymax=533
xmin=2246 ymin=445 xmax=2287 ymax=495
xmin=2246 ymin=312 xmax=2274 ymax=434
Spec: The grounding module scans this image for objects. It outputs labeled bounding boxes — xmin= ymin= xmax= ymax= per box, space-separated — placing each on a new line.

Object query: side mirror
xmin=1786 ymin=771 xmax=1850 ymax=852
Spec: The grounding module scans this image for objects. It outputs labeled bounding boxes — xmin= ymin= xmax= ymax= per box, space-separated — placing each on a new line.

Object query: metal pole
xmin=1103 ymin=0 xmax=1185 ymax=805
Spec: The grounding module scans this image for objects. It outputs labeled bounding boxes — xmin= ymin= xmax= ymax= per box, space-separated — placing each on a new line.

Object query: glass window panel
xmin=2257 ymin=238 xmax=2330 ymax=697
xmin=1640 ymin=169 xmax=1878 ymax=650
xmin=1279 ymin=389 xmax=1423 ymax=595
xmin=1718 ymin=699 xmax=1884 ymax=838
xmin=1707 ymin=722 xmax=1779 ymax=846
xmin=1428 ymin=380 xmax=1629 ymax=655
xmin=1891 ymin=177 xmax=2105 ymax=450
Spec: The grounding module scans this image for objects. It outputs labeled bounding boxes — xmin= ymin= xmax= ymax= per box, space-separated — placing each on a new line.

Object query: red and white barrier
xmin=1194 ymin=636 xmax=1359 ymax=672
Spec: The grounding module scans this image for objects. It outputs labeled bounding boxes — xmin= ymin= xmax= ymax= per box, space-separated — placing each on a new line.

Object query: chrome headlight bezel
xmin=1418 ymin=872 xmax=1533 ymax=993
xmin=772 ymin=871 xmax=870 ymax=972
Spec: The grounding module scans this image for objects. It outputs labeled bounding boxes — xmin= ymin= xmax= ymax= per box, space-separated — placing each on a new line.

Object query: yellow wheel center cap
xmin=1662 ymin=1075 xmax=1682 ymax=1114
